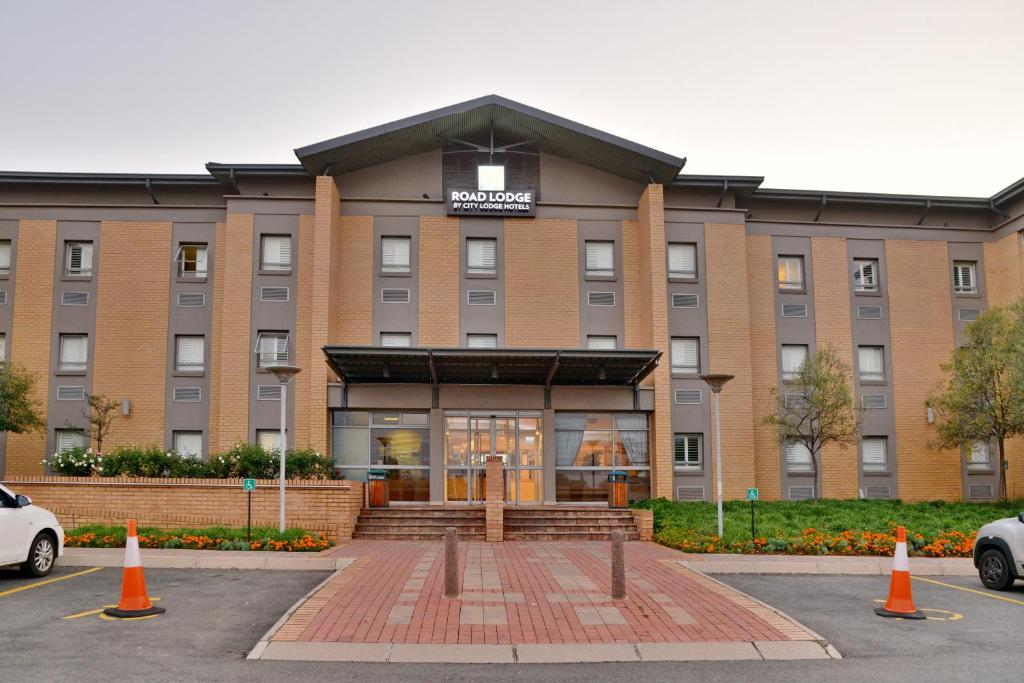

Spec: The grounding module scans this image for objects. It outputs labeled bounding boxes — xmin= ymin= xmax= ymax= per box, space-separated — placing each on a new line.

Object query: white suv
xmin=974 ymin=513 xmax=1024 ymax=591
xmin=0 ymin=484 xmax=64 ymax=577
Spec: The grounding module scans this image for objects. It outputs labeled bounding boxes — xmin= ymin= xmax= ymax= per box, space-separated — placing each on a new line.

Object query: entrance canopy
xmin=322 ymin=346 xmax=661 ymax=387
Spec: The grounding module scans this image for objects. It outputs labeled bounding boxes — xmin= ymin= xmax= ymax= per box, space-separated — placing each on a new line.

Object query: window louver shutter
xmin=177 ymin=337 xmax=204 ymax=369
xmin=785 ymin=441 xmax=812 ymax=468
xmin=381 ymin=237 xmax=410 ymax=271
xmin=195 ymin=246 xmax=208 ymax=274
xmin=0 ymin=242 xmax=10 ymax=271
xmin=671 ymin=339 xmax=698 ymax=371
xmin=57 ymin=430 xmax=83 ymax=453
xmin=668 ymin=244 xmax=697 ymax=277
xmin=782 ymin=346 xmax=808 ymax=375
xmin=467 ymin=239 xmax=497 ymax=272
xmin=466 ymin=334 xmax=498 ymax=348
xmin=380 ymin=333 xmax=411 ymax=347
xmin=778 ymin=256 xmax=802 ymax=287
xmin=862 ymin=438 xmax=886 ymax=468
xmin=263 ymin=236 xmax=291 ymax=270
xmin=586 ymin=336 xmax=616 ymax=350
xmin=61 ymin=335 xmax=88 ymax=368
xmin=969 ymin=442 xmax=990 ymax=466
xmin=858 ymin=347 xmax=883 ymax=377
xmin=174 ymin=432 xmax=203 ymax=459
xmin=585 ymin=242 xmax=614 ymax=274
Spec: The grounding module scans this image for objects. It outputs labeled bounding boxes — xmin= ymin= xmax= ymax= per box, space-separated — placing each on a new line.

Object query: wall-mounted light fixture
xmin=122 ymin=399 xmax=131 ymax=416
xmin=926 ymin=406 xmax=934 ymax=424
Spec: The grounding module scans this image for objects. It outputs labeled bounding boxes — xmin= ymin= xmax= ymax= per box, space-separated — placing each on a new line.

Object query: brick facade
xmin=332 ymin=215 xmax=373 ymax=344
xmin=418 ymin=216 xmax=460 ymax=346
xmin=746 ymin=235 xmax=782 ymax=499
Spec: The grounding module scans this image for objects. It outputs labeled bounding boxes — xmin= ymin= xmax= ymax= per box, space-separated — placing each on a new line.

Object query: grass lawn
xmin=634 ymin=497 xmax=1024 ymax=556
xmin=65 ymin=524 xmax=332 ymax=552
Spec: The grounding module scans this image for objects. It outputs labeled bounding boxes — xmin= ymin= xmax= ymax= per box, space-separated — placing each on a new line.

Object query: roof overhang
xmin=295 ymin=95 xmax=685 ymax=184
xmin=322 ymin=346 xmax=661 ymax=387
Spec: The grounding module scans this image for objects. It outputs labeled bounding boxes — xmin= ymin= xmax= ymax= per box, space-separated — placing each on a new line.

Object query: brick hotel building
xmin=1 ymin=95 xmax=1022 ymax=504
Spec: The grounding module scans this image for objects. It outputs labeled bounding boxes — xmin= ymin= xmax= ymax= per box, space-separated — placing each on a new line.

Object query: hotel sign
xmin=445 ymin=164 xmax=536 ymax=217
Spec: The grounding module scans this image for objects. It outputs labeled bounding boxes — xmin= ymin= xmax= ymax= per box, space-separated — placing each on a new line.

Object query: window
xmin=65 ymin=241 xmax=94 ymax=277
xmin=59 ymin=334 xmax=88 ymax=372
xmin=785 ymin=440 xmax=813 ymax=471
xmin=585 ymin=241 xmax=614 ymax=277
xmin=477 ymin=165 xmax=505 ymax=191
xmin=173 ymin=431 xmax=203 ymax=459
xmin=673 ymin=434 xmax=702 ymax=469
xmin=668 ymin=243 xmax=697 ymax=279
xmin=777 ymin=255 xmax=804 ymax=290
xmin=260 ymin=235 xmax=292 ymax=272
xmin=176 ymin=243 xmax=208 ymax=279
xmin=862 ymin=437 xmax=887 ymax=471
xmin=853 ymin=259 xmax=878 ymax=292
xmin=953 ymin=261 xmax=977 ymax=294
xmin=671 ymin=338 xmax=699 ymax=374
xmin=175 ymin=336 xmax=205 ymax=372
xmin=858 ymin=346 xmax=885 ymax=381
xmin=466 ymin=238 xmax=497 ymax=275
xmin=781 ymin=345 xmax=809 ymax=381
xmin=55 ymin=428 xmax=86 ymax=454
xmin=587 ymin=335 xmax=617 ymax=350
xmin=555 ymin=412 xmax=650 ymax=502
xmin=968 ymin=441 xmax=991 ymax=471
xmin=380 ymin=332 xmax=411 ymax=348
xmin=332 ymin=410 xmax=431 ymax=502
xmin=0 ymin=332 xmax=5 ymax=361
xmin=381 ymin=237 xmax=411 ymax=274
xmin=466 ymin=334 xmax=498 ymax=348
xmin=255 ymin=332 xmax=289 ymax=368
xmin=0 ymin=240 xmax=10 ymax=275
xmin=257 ymin=429 xmax=282 ymax=453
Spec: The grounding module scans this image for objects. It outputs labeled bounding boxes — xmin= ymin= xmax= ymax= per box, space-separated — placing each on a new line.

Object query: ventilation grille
xmin=676 ymin=486 xmax=705 ymax=501
xmin=467 ymin=289 xmax=496 ymax=306
xmin=56 ymin=385 xmax=85 ymax=401
xmin=261 ymin=286 xmax=290 ymax=302
xmin=672 ymin=293 xmax=699 ymax=309
xmin=862 ymin=394 xmax=887 ymax=409
xmin=864 ymin=485 xmax=891 ymax=500
xmin=782 ymin=303 xmax=807 ymax=318
xmin=788 ymin=485 xmax=815 ymax=500
xmin=673 ymin=389 xmax=702 ymax=405
xmin=257 ymin=384 xmax=282 ymax=400
xmin=380 ymin=288 xmax=410 ymax=304
xmin=61 ymin=291 xmax=89 ymax=306
xmin=969 ymin=484 xmax=994 ymax=500
xmin=177 ymin=292 xmax=206 ymax=308
xmin=0 ymin=290 xmax=6 ymax=305
xmin=784 ymin=394 xmax=808 ymax=409
xmin=173 ymin=386 xmax=202 ymax=402
xmin=588 ymin=291 xmax=615 ymax=306
xmin=958 ymin=308 xmax=981 ymax=322
xmin=858 ymin=305 xmax=883 ymax=320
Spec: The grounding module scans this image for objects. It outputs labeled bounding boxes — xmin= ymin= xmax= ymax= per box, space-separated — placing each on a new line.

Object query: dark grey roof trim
xmin=0 ymin=171 xmax=216 ymax=186
xmin=294 ymin=95 xmax=685 ymax=184
xmin=991 ymin=176 xmax=1024 ymax=208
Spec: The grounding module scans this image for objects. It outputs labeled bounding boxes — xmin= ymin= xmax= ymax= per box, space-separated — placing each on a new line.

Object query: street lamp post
xmin=267 ymin=364 xmax=301 ymax=533
xmin=699 ymin=373 xmax=734 ymax=540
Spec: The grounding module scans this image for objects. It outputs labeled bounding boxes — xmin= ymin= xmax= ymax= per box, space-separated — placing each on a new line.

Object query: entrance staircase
xmin=352 ymin=506 xmax=638 ymax=541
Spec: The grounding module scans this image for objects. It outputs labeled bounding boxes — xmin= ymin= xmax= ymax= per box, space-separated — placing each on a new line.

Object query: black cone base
xmin=103 ymin=605 xmax=166 ymax=619
xmin=874 ymin=606 xmax=925 ymax=620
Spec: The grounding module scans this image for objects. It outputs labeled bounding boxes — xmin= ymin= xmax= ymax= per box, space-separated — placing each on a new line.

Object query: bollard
xmin=611 ymin=529 xmax=626 ymax=600
xmin=444 ymin=526 xmax=459 ymax=598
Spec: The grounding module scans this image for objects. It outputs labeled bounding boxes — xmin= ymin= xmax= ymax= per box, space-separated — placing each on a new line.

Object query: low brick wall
xmin=2 ymin=477 xmax=365 ymax=540
xmin=631 ymin=508 xmax=654 ymax=542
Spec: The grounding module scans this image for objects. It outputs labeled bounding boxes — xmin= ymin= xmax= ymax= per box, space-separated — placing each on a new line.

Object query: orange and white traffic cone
xmin=875 ymin=525 xmax=924 ymax=619
xmin=102 ymin=520 xmax=166 ymax=619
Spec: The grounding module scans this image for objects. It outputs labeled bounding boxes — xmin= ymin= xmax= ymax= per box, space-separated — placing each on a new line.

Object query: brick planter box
xmin=1 ymin=476 xmax=364 ymax=540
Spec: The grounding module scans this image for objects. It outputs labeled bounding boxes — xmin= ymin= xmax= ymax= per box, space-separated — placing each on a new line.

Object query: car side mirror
xmin=15 ymin=495 xmax=31 ymax=508
xmin=1018 ymin=512 xmax=1024 ymax=524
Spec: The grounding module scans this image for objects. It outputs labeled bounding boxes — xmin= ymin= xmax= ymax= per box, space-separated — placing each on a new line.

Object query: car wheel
xmin=21 ymin=533 xmax=56 ymax=577
xmin=979 ymin=548 xmax=1015 ymax=591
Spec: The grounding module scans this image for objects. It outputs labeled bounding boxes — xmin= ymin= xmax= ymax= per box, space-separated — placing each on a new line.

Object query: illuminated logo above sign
xmin=446 ymin=164 xmax=536 ymax=217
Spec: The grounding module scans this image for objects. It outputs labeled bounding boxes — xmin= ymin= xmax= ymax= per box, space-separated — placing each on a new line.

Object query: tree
xmin=928 ymin=302 xmax=1024 ymax=500
xmin=0 ymin=362 xmax=46 ymax=435
xmin=80 ymin=393 xmax=121 ymax=455
xmin=764 ymin=344 xmax=862 ymax=497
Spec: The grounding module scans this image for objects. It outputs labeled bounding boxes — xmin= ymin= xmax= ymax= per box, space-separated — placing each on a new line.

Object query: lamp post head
xmin=267 ymin=364 xmax=302 ymax=384
xmin=699 ymin=373 xmax=735 ymax=394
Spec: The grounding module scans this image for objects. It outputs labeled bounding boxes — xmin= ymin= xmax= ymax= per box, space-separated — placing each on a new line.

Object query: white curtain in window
xmin=257 ymin=333 xmax=288 ymax=365
xmin=0 ymin=333 xmax=6 ymax=361
xmin=969 ymin=441 xmax=990 ymax=468
xmin=381 ymin=237 xmax=410 ymax=271
xmin=0 ymin=241 xmax=10 ymax=271
xmin=785 ymin=441 xmax=813 ymax=469
xmin=56 ymin=429 xmax=85 ymax=453
xmin=176 ymin=336 xmax=204 ymax=369
xmin=60 ymin=335 xmax=88 ymax=369
xmin=853 ymin=259 xmax=876 ymax=290
xmin=466 ymin=239 xmax=496 ymax=273
xmin=858 ymin=347 xmax=883 ymax=378
xmin=585 ymin=242 xmax=614 ymax=274
xmin=782 ymin=345 xmax=808 ymax=377
xmin=668 ymin=244 xmax=697 ymax=277
xmin=257 ymin=430 xmax=282 ymax=453
xmin=777 ymin=256 xmax=803 ymax=288
xmin=262 ymin=236 xmax=291 ymax=270
xmin=195 ymin=245 xmax=208 ymax=274
xmin=862 ymin=437 xmax=887 ymax=469
xmin=555 ymin=413 xmax=587 ymax=467
xmin=174 ymin=432 xmax=203 ymax=459
xmin=614 ymin=414 xmax=649 ymax=467
xmin=671 ymin=338 xmax=699 ymax=372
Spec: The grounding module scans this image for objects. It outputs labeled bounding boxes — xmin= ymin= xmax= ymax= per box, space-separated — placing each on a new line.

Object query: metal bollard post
xmin=611 ymin=529 xmax=626 ymax=600
xmin=444 ymin=526 xmax=459 ymax=598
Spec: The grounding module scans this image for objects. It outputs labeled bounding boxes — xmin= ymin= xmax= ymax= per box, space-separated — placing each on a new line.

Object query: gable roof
xmin=294 ymin=94 xmax=685 ymax=184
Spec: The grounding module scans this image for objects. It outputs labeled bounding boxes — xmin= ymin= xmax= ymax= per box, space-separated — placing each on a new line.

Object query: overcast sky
xmin=1 ymin=1 xmax=1021 ymax=196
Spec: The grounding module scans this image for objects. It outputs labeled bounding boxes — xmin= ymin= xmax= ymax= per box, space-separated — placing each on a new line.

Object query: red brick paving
xmin=271 ymin=540 xmax=814 ymax=645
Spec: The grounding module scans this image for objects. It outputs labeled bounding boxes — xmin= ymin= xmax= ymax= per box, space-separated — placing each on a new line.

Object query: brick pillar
xmin=485 ymin=455 xmax=504 ymax=542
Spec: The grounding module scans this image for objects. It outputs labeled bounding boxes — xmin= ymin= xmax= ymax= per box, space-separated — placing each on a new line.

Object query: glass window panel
xmin=445 ymin=469 xmax=469 ymax=502
xmin=371 ymin=428 xmax=428 ymax=466
xmin=381 ymin=237 xmax=411 ymax=273
xmin=401 ymin=412 xmax=429 ymax=427
xmin=513 ymin=469 xmax=543 ymax=503
xmin=60 ymin=334 xmax=89 ymax=371
xmin=858 ymin=346 xmax=885 ymax=380
xmin=372 ymin=412 xmax=402 ymax=426
xmin=555 ymin=471 xmax=608 ymax=503
xmin=615 ymin=431 xmax=649 ymax=467
xmin=785 ymin=441 xmax=813 ymax=470
xmin=338 ymin=468 xmax=369 ymax=483
xmin=953 ymin=261 xmax=977 ymax=294
xmin=782 ymin=345 xmax=808 ymax=380
xmin=518 ymin=418 xmax=542 ymax=467
xmin=0 ymin=240 xmax=11 ymax=273
xmin=257 ymin=430 xmax=281 ymax=453
xmin=862 ymin=437 xmax=887 ymax=470
xmin=261 ymin=235 xmax=292 ymax=271
xmin=380 ymin=332 xmax=411 ymax=347
xmin=446 ymin=429 xmax=468 ymax=467
xmin=671 ymin=338 xmax=699 ymax=373
xmin=332 ymin=427 xmax=370 ymax=467
xmin=968 ymin=441 xmax=991 ymax=470
xmin=466 ymin=238 xmax=497 ymax=274
xmin=627 ymin=470 xmax=651 ymax=502
xmin=579 ymin=432 xmax=614 ymax=467
xmin=173 ymin=431 xmax=203 ymax=459
xmin=587 ymin=335 xmax=617 ymax=350
xmin=778 ymin=255 xmax=804 ymax=289
xmin=332 ymin=411 xmax=369 ymax=427
xmin=585 ymin=241 xmax=614 ymax=276
xmin=853 ymin=259 xmax=878 ymax=291
xmin=386 ymin=469 xmax=430 ymax=502
xmin=467 ymin=334 xmax=498 ymax=348
xmin=668 ymin=243 xmax=697 ymax=278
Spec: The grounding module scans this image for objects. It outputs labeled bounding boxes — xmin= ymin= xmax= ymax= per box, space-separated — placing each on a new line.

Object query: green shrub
xmin=101 ymin=445 xmax=178 ymax=477
xmin=286 ymin=448 xmax=338 ymax=480
xmin=47 ymin=447 xmax=102 ymax=476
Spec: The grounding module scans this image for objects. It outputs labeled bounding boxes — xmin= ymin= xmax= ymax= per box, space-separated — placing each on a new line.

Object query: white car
xmin=0 ymin=484 xmax=64 ymax=577
xmin=974 ymin=513 xmax=1024 ymax=591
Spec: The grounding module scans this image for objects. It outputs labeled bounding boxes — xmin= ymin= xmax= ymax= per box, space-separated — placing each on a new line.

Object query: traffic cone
xmin=875 ymin=526 xmax=924 ymax=619
xmin=102 ymin=520 xmax=166 ymax=619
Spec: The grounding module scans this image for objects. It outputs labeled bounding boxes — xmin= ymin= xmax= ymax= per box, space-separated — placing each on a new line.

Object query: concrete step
xmin=353 ymin=530 xmax=486 ymax=540
xmin=503 ymin=531 xmax=640 ymax=541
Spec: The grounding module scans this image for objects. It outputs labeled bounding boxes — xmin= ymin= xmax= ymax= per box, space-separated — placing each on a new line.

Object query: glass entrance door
xmin=444 ymin=412 xmax=543 ymax=504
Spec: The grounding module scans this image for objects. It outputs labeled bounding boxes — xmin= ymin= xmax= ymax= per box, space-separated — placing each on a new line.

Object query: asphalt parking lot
xmin=2 ymin=563 xmax=1022 ymax=682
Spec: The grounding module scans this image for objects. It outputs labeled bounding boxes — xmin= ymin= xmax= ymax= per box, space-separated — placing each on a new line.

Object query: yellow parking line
xmin=0 ymin=567 xmax=103 ymax=598
xmin=912 ymin=576 xmax=1024 ymax=606
xmin=63 ymin=597 xmax=160 ymax=620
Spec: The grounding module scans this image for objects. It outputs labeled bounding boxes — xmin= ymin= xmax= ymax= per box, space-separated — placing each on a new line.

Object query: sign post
xmin=746 ymin=487 xmax=759 ymax=543
xmin=243 ymin=478 xmax=256 ymax=544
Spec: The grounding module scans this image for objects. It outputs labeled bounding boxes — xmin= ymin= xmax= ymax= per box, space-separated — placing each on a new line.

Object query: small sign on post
xmin=243 ymin=479 xmax=256 ymax=543
xmin=747 ymin=487 xmax=759 ymax=543
xmin=746 ymin=487 xmax=759 ymax=501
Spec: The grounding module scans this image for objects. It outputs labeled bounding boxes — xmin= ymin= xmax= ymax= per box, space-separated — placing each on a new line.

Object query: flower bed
xmin=64 ymin=524 xmax=333 ymax=552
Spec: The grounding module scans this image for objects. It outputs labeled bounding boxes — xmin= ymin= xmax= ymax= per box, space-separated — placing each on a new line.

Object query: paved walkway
xmin=679 ymin=553 xmax=975 ymax=576
xmin=252 ymin=540 xmax=838 ymax=663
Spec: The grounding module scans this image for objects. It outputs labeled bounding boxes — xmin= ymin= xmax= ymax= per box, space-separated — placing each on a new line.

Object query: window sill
xmin=862 ymin=469 xmax=892 ymax=477
xmin=258 ymin=269 xmax=292 ymax=277
xmin=585 ymin=274 xmax=617 ymax=282
xmin=966 ymin=467 xmax=995 ymax=475
xmin=671 ymin=371 xmax=700 ymax=379
xmin=379 ymin=271 xmax=412 ymax=278
xmin=0 ymin=273 xmax=9 ymax=280
xmin=173 ymin=370 xmax=205 ymax=378
xmin=787 ymin=469 xmax=815 ymax=477
xmin=954 ymin=291 xmax=981 ymax=298
xmin=55 ymin=370 xmax=87 ymax=376
xmin=465 ymin=272 xmax=498 ymax=279
xmin=176 ymin=276 xmax=209 ymax=284
xmin=673 ymin=467 xmax=704 ymax=475
xmin=854 ymin=289 xmax=882 ymax=297
xmin=668 ymin=275 xmax=698 ymax=284
xmin=778 ymin=286 xmax=806 ymax=295
xmin=61 ymin=275 xmax=93 ymax=282
xmin=859 ymin=379 xmax=888 ymax=386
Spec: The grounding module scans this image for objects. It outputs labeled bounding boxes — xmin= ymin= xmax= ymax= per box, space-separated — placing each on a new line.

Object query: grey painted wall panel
xmin=373 ymin=216 xmax=420 ymax=344
xmin=459 ymin=218 xmax=504 ymax=345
